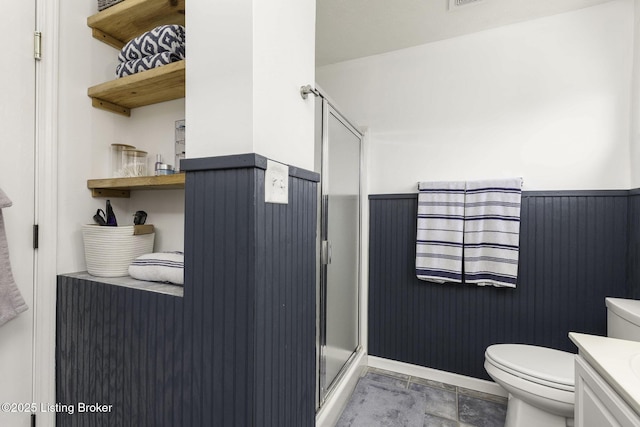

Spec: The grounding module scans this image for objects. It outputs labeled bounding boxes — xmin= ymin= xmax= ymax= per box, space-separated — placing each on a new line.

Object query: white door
xmin=0 ymin=2 xmax=36 ymax=426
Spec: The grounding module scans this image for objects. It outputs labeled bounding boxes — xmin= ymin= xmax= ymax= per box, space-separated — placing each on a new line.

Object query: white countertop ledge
xmin=61 ymin=271 xmax=184 ymax=297
xmin=569 ymin=332 xmax=640 ymax=415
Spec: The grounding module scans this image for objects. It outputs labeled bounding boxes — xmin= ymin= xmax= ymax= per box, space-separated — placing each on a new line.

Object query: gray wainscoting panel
xmin=56 ymin=155 xmax=318 ymax=427
xmin=56 ymin=276 xmax=185 ymax=427
xmin=629 ymin=190 xmax=640 ymax=299
xmin=182 ymin=157 xmax=318 ymax=426
xmin=182 ymin=166 xmax=258 ymax=427
xmin=368 ymin=192 xmax=629 ymax=380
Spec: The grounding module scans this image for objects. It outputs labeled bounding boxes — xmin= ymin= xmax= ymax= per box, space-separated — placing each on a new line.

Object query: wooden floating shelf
xmin=88 ymin=60 xmax=185 ymax=116
xmin=87 ymin=174 xmax=186 ymax=198
xmin=87 ymin=0 xmax=186 ymax=115
xmin=87 ymin=0 xmax=186 ymax=49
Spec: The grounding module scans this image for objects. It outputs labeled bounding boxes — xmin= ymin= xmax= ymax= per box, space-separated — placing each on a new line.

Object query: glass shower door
xmin=320 ymin=101 xmax=361 ymax=400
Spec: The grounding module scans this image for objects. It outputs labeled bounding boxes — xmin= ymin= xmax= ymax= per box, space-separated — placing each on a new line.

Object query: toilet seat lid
xmin=485 ymin=344 xmax=575 ymax=391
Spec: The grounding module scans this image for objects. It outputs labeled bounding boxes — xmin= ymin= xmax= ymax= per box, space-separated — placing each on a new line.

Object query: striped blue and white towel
xmin=129 ymin=251 xmax=184 ymax=285
xmin=416 ymin=181 xmax=466 ymax=283
xmin=463 ymin=178 xmax=522 ymax=288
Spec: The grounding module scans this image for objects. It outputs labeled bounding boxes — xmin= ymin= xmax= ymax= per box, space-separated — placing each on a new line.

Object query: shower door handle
xmin=321 ymin=240 xmax=332 ymax=265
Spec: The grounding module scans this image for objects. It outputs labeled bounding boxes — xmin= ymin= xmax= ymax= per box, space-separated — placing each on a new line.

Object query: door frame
xmin=32 ymin=1 xmax=59 ymax=425
xmin=317 ymin=97 xmax=364 ymax=404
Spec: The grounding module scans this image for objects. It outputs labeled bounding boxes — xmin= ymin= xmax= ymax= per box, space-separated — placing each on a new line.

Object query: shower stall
xmin=314 ymin=92 xmax=363 ymax=407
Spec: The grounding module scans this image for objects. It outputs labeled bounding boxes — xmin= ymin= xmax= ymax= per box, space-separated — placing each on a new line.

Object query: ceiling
xmin=316 ymin=0 xmax=616 ymax=66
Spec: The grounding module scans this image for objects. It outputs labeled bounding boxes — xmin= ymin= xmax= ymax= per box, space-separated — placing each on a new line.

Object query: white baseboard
xmin=316 ymin=349 xmax=368 ymax=427
xmin=367 ymin=356 xmax=508 ymax=398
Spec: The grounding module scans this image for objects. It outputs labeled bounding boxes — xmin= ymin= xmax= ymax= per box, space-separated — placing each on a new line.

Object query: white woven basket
xmin=82 ymin=225 xmax=155 ymax=277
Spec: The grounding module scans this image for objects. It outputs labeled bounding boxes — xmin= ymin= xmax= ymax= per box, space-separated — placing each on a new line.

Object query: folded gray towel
xmin=0 ymin=188 xmax=28 ymax=326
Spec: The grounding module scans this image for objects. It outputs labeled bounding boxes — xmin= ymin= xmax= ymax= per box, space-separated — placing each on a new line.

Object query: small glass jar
xmin=123 ymin=149 xmax=148 ymax=177
xmin=110 ymin=144 xmax=135 ymax=177
xmin=155 ymin=164 xmax=174 ymax=176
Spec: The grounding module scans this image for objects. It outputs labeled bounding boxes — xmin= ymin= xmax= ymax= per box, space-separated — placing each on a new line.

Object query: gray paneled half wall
xmin=368 ymin=191 xmax=630 ymax=380
xmin=56 ymin=154 xmax=319 ymax=427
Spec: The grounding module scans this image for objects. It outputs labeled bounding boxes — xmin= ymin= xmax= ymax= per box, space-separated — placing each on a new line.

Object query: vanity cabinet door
xmin=577 ymin=376 xmax=623 ymax=427
xmin=575 ymin=356 xmax=639 ymax=427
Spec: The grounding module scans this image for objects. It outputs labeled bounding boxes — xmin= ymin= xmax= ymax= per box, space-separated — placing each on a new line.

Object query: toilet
xmin=484 ymin=344 xmax=575 ymax=427
xmin=484 ymin=297 xmax=640 ymax=427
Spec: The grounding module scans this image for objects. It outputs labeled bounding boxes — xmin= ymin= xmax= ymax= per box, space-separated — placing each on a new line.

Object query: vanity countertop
xmin=569 ymin=332 xmax=640 ymax=415
xmin=60 ymin=271 xmax=184 ymax=297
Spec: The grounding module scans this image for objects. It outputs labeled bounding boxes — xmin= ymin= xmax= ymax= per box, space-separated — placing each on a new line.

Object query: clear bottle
xmin=154 ymin=154 xmax=163 ymax=176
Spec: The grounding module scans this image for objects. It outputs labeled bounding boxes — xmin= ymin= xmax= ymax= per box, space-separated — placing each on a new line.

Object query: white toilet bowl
xmin=484 ymin=344 xmax=575 ymax=427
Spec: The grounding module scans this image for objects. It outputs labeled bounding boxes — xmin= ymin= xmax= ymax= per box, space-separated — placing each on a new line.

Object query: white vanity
xmin=569 ymin=297 xmax=640 ymax=427
xmin=570 ymin=333 xmax=640 ymax=427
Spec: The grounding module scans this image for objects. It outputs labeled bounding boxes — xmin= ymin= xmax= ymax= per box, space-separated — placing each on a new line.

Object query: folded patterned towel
xmin=116 ymin=51 xmax=183 ymax=78
xmin=129 ymin=251 xmax=184 ymax=285
xmin=118 ymin=24 xmax=185 ymax=63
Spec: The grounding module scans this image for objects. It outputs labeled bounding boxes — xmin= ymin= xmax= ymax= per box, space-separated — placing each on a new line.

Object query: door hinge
xmin=34 ymin=31 xmax=42 ymax=60
xmin=33 ymin=224 xmax=39 ymax=250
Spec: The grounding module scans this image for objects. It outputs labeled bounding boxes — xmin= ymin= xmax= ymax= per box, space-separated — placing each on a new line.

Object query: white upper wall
xmin=186 ymin=1 xmax=253 ymax=157
xmin=187 ymin=0 xmax=316 ymax=171
xmin=317 ymin=0 xmax=634 ymax=194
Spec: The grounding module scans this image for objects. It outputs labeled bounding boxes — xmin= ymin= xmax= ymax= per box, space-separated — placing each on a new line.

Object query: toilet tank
xmin=606 ymin=297 xmax=640 ymax=341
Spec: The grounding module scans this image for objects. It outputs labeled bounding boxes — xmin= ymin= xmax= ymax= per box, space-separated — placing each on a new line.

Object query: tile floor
xmin=339 ymin=367 xmax=508 ymax=427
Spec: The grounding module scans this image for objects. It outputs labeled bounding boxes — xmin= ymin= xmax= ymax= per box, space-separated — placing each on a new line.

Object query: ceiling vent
xmin=448 ymin=0 xmax=485 ymax=11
